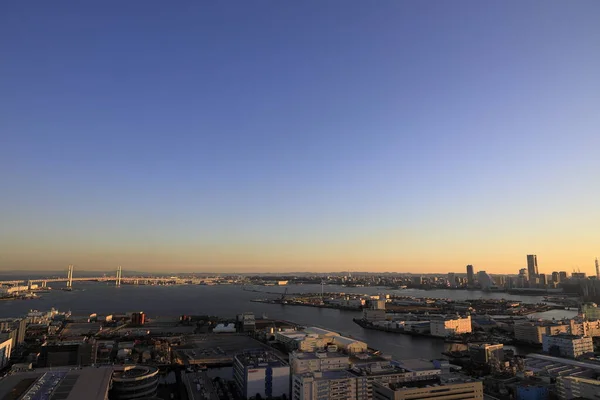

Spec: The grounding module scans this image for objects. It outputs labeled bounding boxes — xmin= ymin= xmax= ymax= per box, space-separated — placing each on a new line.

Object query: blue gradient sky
xmin=1 ymin=1 xmax=600 ymax=273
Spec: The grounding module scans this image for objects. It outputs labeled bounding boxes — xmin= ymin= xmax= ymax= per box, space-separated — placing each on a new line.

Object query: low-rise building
xmin=363 ymin=309 xmax=386 ymax=322
xmin=557 ymin=376 xmax=600 ymax=400
xmin=372 ymin=375 xmax=483 ymax=400
xmin=332 ymin=336 xmax=367 ymax=354
xmin=233 ymin=350 xmax=290 ymax=399
xmin=430 ymin=315 xmax=471 ymax=337
xmin=581 ymin=302 xmax=600 ymax=321
xmin=514 ymin=321 xmax=572 ymax=344
xmin=468 ymin=343 xmax=504 ymax=364
xmin=542 ymin=334 xmax=593 ymax=358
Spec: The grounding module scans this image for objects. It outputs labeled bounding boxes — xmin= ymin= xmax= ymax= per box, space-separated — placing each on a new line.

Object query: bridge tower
xmin=67 ymin=265 xmax=74 ymax=288
xmin=116 ymin=266 xmax=122 ymax=287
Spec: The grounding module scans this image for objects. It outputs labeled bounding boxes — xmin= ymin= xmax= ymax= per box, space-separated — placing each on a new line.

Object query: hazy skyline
xmin=2 ymin=1 xmax=600 ymax=274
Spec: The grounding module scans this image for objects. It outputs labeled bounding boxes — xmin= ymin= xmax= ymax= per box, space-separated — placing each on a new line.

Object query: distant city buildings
xmin=466 ymin=265 xmax=474 ymax=286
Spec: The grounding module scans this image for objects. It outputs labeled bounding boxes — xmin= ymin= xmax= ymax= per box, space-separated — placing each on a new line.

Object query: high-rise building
xmin=552 ymin=271 xmax=560 ymax=283
xmin=466 ymin=265 xmax=474 ymax=286
xmin=539 ymin=273 xmax=547 ymax=286
xmin=447 ymin=273 xmax=456 ymax=288
xmin=527 ymin=255 xmax=538 ymax=281
xmin=477 ymin=271 xmax=494 ymax=290
xmin=559 ymin=271 xmax=569 ymax=281
xmin=131 ymin=312 xmax=146 ymax=326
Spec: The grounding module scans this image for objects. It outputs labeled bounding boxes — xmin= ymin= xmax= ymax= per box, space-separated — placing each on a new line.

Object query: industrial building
xmin=542 ymin=334 xmax=593 ymax=358
xmin=372 ymin=376 xmax=483 ymax=400
xmin=430 ymin=315 xmax=472 ymax=337
xmin=233 ymin=350 xmax=290 ymax=399
xmin=332 ymin=336 xmax=368 ymax=354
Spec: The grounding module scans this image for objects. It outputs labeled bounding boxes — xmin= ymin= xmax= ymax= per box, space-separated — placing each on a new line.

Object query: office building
xmin=430 ymin=316 xmax=472 ymax=337
xmin=0 ymin=338 xmax=12 ymax=369
xmin=557 ymin=376 xmax=600 ymax=400
xmin=110 ymin=365 xmax=159 ymax=400
xmin=234 ymin=350 xmax=290 ymax=399
xmin=292 ymin=359 xmax=442 ymax=400
xmin=293 ymin=370 xmax=357 ymax=400
xmin=131 ymin=311 xmax=146 ymax=326
xmin=372 ymin=376 xmax=483 ymax=400
xmin=552 ymin=271 xmax=560 ymax=283
xmin=513 ymin=321 xmax=576 ymax=344
xmin=466 ymin=265 xmax=474 ymax=286
xmin=468 ymin=343 xmax=504 ymax=364
xmin=0 ymin=366 xmax=114 ymax=400
xmin=542 ymin=334 xmax=593 ymax=358
xmin=527 ymin=254 xmax=538 ymax=281
xmin=289 ymin=351 xmax=350 ymax=374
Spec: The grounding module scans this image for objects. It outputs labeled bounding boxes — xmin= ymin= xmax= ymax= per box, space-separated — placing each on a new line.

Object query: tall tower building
xmin=466 ymin=265 xmax=474 ymax=286
xmin=527 ymin=255 xmax=538 ymax=281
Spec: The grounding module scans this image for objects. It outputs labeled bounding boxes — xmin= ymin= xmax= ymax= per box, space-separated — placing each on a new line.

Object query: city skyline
xmin=2 ymin=2 xmax=600 ymax=273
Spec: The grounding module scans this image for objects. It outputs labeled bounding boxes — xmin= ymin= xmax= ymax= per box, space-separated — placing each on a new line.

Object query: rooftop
xmin=0 ymin=367 xmax=114 ymax=400
xmin=395 ymin=359 xmax=438 ymax=372
xmin=292 ymin=351 xmax=349 ymax=360
xmin=235 ymin=350 xmax=287 ymax=368
xmin=303 ymin=327 xmax=340 ymax=337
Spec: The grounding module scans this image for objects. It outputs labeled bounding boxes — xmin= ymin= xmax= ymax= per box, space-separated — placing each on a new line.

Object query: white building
xmin=289 ymin=351 xmax=350 ymax=374
xmin=293 ymin=370 xmax=357 ymax=400
xmin=332 ymin=336 xmax=368 ymax=354
xmin=292 ymin=359 xmax=442 ymax=400
xmin=233 ymin=351 xmax=290 ymax=399
xmin=542 ymin=334 xmax=593 ymax=358
xmin=0 ymin=337 xmax=13 ymax=369
xmin=430 ymin=316 xmax=472 ymax=337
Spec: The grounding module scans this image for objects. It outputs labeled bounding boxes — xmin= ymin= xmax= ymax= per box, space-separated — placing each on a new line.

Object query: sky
xmin=1 ymin=1 xmax=600 ymax=274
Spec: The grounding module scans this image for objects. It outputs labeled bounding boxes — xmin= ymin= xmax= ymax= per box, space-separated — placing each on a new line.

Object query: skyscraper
xmin=527 ymin=255 xmax=538 ymax=281
xmin=466 ymin=265 xmax=475 ymax=286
